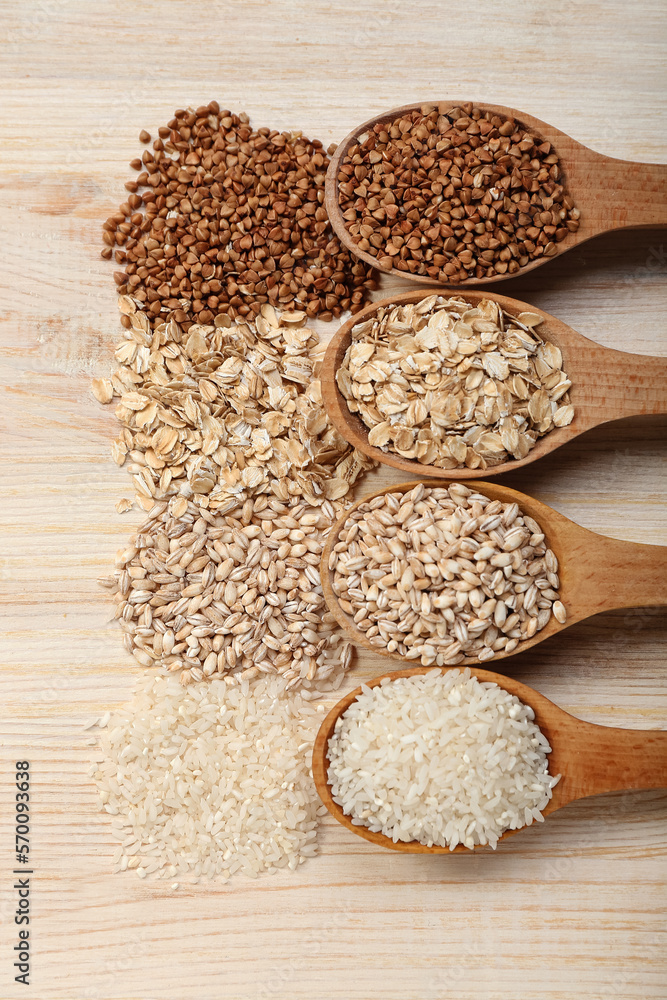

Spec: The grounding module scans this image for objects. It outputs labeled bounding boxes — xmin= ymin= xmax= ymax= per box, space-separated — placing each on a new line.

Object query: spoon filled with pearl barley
xmin=320 ymin=480 xmax=667 ymax=669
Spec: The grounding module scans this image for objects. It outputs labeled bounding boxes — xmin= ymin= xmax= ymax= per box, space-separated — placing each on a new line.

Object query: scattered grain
xmin=102 ymin=299 xmax=374 ymax=510
xmin=103 ymin=104 xmax=376 ymax=324
xmin=92 ymin=673 xmax=327 ymax=879
xmin=91 ymin=377 xmax=114 ymax=404
xmin=112 ymin=493 xmax=357 ymax=690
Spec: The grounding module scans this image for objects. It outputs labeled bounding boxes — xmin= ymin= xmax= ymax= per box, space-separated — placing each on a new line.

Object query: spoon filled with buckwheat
xmin=326 ymin=101 xmax=667 ymax=286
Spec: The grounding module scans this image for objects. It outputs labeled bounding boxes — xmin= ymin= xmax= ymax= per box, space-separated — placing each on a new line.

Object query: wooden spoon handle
xmin=556 ymin=521 xmax=667 ymax=623
xmin=590 ymin=537 xmax=667 ymax=613
xmin=559 ymin=721 xmax=667 ymax=804
xmin=583 ymin=153 xmax=667 ymax=231
xmin=573 ymin=345 xmax=667 ymax=428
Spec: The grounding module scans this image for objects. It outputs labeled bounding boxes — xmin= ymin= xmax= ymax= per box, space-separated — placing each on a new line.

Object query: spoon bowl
xmin=320 ymin=479 xmax=667 ymax=667
xmin=312 ymin=665 xmax=667 ymax=852
xmin=325 ymin=101 xmax=667 ymax=286
xmin=320 ymin=288 xmax=667 ymax=479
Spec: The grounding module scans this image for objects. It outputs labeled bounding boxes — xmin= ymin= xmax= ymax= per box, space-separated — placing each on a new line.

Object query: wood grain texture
xmin=320 ymin=287 xmax=667 ymax=478
xmin=0 ymin=2 xmax=666 ymax=998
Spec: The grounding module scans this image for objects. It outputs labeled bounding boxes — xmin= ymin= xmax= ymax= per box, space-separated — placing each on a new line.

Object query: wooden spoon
xmin=312 ymin=665 xmax=667 ymax=853
xmin=320 ymin=479 xmax=667 ymax=667
xmin=324 ymin=101 xmax=667 ymax=287
xmin=320 ymin=288 xmax=667 ymax=479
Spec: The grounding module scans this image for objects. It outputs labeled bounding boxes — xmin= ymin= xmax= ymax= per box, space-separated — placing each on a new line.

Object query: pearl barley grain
xmin=331 ymin=483 xmax=564 ymax=665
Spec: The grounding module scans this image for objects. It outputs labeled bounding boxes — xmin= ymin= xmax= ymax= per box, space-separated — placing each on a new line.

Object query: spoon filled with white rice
xmin=313 ymin=666 xmax=667 ymax=853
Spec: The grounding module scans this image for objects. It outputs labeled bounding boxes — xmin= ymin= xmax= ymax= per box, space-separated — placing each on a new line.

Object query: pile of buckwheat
xmin=102 ymin=103 xmax=376 ymax=325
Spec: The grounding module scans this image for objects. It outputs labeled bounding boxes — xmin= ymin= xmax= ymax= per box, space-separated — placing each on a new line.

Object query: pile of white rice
xmin=327 ymin=668 xmax=560 ymax=850
xmin=90 ymin=673 xmax=326 ymax=880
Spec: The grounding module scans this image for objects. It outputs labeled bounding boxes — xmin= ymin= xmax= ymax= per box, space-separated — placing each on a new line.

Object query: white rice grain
xmin=92 ymin=673 xmax=323 ymax=880
xmin=327 ymin=668 xmax=560 ymax=850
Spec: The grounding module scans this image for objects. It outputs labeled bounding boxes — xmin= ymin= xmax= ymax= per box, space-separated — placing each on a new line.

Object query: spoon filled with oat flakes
xmin=321 ymin=288 xmax=667 ymax=478
xmin=320 ymin=480 xmax=667 ymax=669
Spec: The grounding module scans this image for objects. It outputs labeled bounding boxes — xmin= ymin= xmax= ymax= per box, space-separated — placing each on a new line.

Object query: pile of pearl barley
xmin=105 ymin=494 xmax=355 ymax=691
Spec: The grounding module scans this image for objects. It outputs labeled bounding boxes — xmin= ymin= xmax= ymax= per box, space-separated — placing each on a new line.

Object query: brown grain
xmin=102 ymin=103 xmax=377 ymax=326
xmin=337 ymin=103 xmax=580 ymax=283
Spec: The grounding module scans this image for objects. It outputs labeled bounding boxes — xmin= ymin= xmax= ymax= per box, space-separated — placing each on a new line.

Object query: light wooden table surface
xmin=1 ymin=3 xmax=666 ymax=998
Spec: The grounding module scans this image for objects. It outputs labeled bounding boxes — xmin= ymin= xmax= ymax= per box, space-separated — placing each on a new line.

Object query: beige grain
xmin=331 ymin=482 xmax=563 ymax=664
